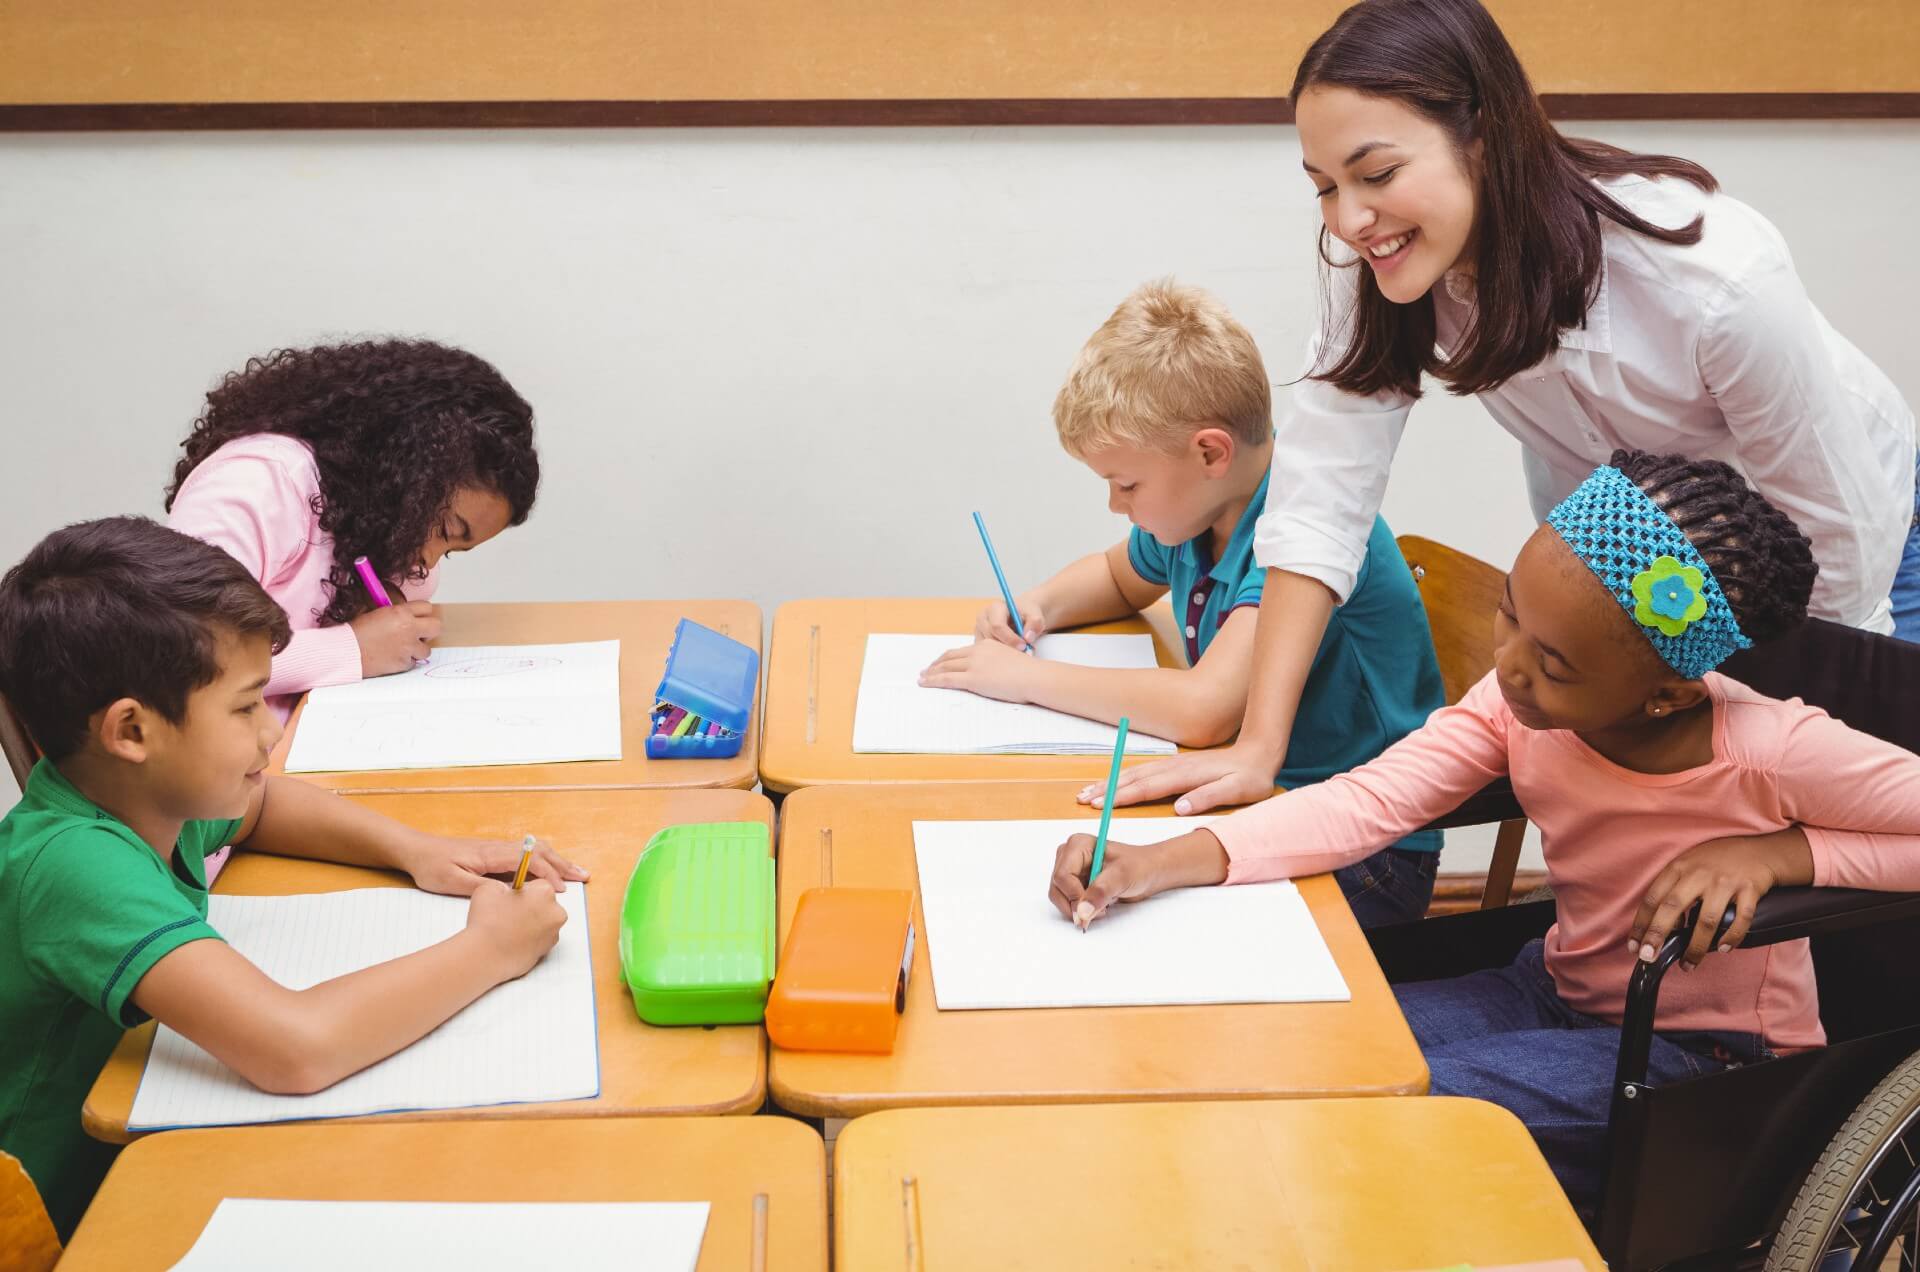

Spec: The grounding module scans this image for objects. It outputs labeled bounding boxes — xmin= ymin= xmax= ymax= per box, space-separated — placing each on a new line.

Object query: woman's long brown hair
xmin=1294 ymin=0 xmax=1717 ymax=399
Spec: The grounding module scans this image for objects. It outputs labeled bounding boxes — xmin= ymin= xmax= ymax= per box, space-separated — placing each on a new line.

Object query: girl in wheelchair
xmin=1049 ymin=449 xmax=1920 ymax=1215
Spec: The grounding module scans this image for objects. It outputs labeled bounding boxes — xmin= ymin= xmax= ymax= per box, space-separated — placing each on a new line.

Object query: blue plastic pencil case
xmin=647 ymin=619 xmax=759 ymax=759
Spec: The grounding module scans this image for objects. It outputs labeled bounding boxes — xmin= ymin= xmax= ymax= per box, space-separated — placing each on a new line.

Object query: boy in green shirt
xmin=0 ymin=517 xmax=587 ymax=1237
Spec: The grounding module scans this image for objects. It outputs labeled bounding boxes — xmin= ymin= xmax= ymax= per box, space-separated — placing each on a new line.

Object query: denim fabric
xmin=1892 ymin=457 xmax=1920 ymax=644
xmin=1334 ymin=841 xmax=1440 ymax=928
xmin=1394 ymin=939 xmax=1771 ymax=1219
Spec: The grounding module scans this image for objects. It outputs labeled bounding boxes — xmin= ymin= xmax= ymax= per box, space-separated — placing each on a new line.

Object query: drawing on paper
xmin=424 ymin=655 xmax=561 ymax=680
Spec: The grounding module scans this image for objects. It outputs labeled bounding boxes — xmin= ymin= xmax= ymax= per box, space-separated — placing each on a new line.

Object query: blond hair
xmin=1052 ymin=279 xmax=1273 ymax=458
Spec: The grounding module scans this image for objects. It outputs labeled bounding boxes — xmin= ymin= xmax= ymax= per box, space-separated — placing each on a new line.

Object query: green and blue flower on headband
xmin=1546 ymin=466 xmax=1753 ymax=679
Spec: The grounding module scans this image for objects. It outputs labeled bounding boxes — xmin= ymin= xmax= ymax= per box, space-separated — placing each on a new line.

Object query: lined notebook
xmin=852 ymin=634 xmax=1178 ymax=755
xmin=129 ymin=886 xmax=598 ymax=1130
xmin=170 ymin=1199 xmax=709 ymax=1271
xmin=913 ymin=818 xmax=1350 ymax=1010
xmin=284 ymin=640 xmax=623 ymax=772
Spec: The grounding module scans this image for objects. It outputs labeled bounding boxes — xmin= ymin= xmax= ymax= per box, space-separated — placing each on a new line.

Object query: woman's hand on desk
xmin=1049 ymin=829 xmax=1231 ymax=929
xmin=1079 ymin=742 xmax=1279 ymax=815
xmin=400 ymin=832 xmax=590 ymax=897
xmin=919 ymin=639 xmax=1040 ymax=703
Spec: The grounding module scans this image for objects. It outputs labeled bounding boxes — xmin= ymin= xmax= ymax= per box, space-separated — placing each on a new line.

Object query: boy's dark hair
xmin=1612 ymin=449 xmax=1817 ymax=644
xmin=163 ymin=338 xmax=538 ymax=626
xmin=0 ymin=517 xmax=291 ymax=760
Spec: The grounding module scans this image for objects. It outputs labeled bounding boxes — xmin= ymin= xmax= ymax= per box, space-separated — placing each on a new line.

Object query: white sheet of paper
xmin=130 ymin=886 xmax=598 ymax=1130
xmin=852 ymin=633 xmax=1177 ymax=755
xmin=912 ymin=818 xmax=1350 ymax=1009
xmin=169 ymin=1199 xmax=709 ymax=1272
xmin=284 ymin=640 xmax=623 ymax=772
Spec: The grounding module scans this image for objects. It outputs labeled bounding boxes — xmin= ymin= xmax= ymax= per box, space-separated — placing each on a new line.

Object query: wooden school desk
xmin=82 ymin=788 xmax=771 ymax=1145
xmin=768 ymin=783 xmax=1427 ymax=1117
xmin=835 ymin=1099 xmax=1602 ymax=1271
xmin=269 ymin=600 xmax=762 ymax=795
xmin=759 ymin=596 xmax=1188 ymax=794
xmin=61 ymin=1116 xmax=828 ymax=1271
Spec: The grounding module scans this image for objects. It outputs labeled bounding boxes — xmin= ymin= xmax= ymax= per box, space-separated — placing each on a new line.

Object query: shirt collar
xmin=25 ymin=757 xmax=111 ymax=820
xmin=1192 ymin=469 xmax=1270 ymax=584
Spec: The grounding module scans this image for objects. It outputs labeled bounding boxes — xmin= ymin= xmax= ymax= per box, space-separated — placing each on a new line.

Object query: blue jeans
xmin=1893 ymin=457 xmax=1920 ymax=643
xmin=1334 ymin=834 xmax=1440 ymax=927
xmin=1394 ymin=939 xmax=1771 ymax=1219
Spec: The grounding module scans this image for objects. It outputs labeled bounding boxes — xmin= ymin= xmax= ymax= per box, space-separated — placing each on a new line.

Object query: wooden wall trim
xmin=3 ymin=94 xmax=1918 ymax=133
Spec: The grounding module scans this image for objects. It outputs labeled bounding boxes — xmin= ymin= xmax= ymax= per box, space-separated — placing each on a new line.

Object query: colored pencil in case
xmin=656 ymin=706 xmax=688 ymax=735
xmin=671 ymin=713 xmax=698 ymax=738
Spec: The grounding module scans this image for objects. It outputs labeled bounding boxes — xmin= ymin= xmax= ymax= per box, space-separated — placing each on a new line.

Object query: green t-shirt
xmin=0 ymin=760 xmax=238 ymax=1238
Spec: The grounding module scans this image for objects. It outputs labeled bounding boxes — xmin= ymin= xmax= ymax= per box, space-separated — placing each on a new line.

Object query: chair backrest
xmin=1397 ymin=535 xmax=1504 ymax=706
xmin=0 ymin=1150 xmax=60 ymax=1272
xmin=1720 ymin=616 xmax=1920 ymax=753
xmin=0 ymin=692 xmax=37 ymax=790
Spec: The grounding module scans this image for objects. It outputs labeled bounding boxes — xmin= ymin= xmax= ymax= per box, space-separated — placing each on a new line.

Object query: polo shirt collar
xmin=1196 ymin=469 xmax=1270 ymax=583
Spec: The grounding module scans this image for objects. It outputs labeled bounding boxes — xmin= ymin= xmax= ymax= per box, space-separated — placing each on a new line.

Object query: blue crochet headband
xmin=1545 ymin=465 xmax=1752 ymax=679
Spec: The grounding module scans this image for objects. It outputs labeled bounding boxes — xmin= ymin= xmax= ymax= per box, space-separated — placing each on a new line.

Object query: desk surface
xmin=759 ymin=597 xmax=1188 ymax=793
xmin=83 ymin=788 xmax=771 ymax=1144
xmin=270 ymin=600 xmax=762 ymax=794
xmin=768 ymin=783 xmax=1426 ymax=1117
xmin=835 ymin=1098 xmax=1601 ymax=1271
xmin=62 ymin=1115 xmax=827 ymax=1271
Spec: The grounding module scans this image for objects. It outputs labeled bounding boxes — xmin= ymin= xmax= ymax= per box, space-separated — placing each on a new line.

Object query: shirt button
xmin=1192 ymin=592 xmax=1206 ymax=605
xmin=1184 ymin=625 xmax=1197 ymax=639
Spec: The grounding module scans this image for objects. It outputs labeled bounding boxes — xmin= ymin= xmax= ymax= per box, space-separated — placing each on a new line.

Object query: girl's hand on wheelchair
xmin=1628 ymin=827 xmax=1814 ymax=969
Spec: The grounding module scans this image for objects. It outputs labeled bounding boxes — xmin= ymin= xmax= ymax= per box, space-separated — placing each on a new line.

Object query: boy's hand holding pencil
xmin=974 ymin=594 xmax=1049 ymax=651
xmin=397 ymin=831 xmax=590 ymax=898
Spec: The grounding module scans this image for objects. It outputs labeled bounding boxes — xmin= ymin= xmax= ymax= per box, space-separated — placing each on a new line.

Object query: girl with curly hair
xmin=165 ymin=339 xmax=540 ymax=722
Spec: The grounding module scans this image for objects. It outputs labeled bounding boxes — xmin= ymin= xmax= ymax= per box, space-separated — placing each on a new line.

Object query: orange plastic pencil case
xmin=766 ymin=888 xmax=916 ymax=1054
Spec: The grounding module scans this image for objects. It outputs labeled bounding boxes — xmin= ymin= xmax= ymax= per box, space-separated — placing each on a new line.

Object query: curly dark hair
xmin=1612 ymin=449 xmax=1817 ymax=644
xmin=164 ymin=339 xmax=539 ymax=625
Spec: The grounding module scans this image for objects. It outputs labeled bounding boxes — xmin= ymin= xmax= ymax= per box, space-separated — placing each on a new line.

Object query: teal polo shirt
xmin=0 ymin=760 xmax=238 ymax=1238
xmin=1128 ymin=479 xmax=1446 ymax=823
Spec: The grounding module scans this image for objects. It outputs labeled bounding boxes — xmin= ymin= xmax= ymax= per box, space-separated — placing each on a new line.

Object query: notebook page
xmin=170 ymin=1199 xmax=709 ymax=1272
xmin=912 ymin=818 xmax=1350 ymax=1009
xmin=130 ymin=886 xmax=598 ymax=1130
xmin=851 ymin=634 xmax=1178 ymax=755
xmin=285 ymin=641 xmax=622 ymax=771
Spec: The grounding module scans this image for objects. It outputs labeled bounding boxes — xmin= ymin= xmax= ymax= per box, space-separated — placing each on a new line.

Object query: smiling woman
xmin=1099 ymin=0 xmax=1920 ymax=817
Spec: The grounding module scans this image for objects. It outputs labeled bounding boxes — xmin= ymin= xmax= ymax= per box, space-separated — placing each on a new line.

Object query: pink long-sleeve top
xmin=167 ymin=434 xmax=439 ymax=721
xmin=1210 ymin=670 xmax=1920 ymax=1051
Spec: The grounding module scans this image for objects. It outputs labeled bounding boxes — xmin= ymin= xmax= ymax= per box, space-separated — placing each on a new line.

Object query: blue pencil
xmin=1087 ymin=716 xmax=1130 ymax=889
xmin=971 ymin=510 xmax=1030 ymax=652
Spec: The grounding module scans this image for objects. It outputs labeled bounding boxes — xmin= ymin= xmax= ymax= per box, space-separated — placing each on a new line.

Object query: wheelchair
xmin=1371 ymin=616 xmax=1920 ymax=1269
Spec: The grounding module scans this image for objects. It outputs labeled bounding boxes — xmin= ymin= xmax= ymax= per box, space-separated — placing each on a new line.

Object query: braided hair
xmin=1611 ymin=449 xmax=1816 ymax=644
xmin=164 ymin=339 xmax=538 ymax=625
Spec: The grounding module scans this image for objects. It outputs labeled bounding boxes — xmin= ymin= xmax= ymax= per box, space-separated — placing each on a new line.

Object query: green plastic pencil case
xmin=617 ymin=821 xmax=776 ymax=1026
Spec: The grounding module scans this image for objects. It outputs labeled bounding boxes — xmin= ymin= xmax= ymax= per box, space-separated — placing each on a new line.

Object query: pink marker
xmin=353 ymin=556 xmax=393 ymax=608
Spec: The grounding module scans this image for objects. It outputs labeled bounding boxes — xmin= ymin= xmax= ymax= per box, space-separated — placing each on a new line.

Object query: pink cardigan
xmin=1210 ymin=670 xmax=1920 ymax=1050
xmin=168 ymin=434 xmax=440 ymax=722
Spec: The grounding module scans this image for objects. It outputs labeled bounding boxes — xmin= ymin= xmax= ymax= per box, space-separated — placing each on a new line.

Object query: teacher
xmin=1099 ymin=0 xmax=1917 ymax=815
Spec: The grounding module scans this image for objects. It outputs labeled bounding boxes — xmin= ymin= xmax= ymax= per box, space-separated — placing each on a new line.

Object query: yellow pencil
xmin=511 ymin=834 xmax=535 ymax=890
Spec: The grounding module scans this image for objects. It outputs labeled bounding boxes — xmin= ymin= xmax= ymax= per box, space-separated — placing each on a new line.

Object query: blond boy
xmin=922 ymin=279 xmax=1446 ymax=926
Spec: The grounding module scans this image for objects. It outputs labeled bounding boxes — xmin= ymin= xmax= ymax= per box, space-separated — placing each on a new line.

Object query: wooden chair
xmin=0 ymin=1150 xmax=60 ymax=1272
xmin=0 ymin=691 xmax=37 ymax=791
xmin=1397 ymin=535 xmax=1535 ymax=911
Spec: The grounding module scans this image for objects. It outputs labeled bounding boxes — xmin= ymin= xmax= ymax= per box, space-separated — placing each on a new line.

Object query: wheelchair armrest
xmin=1610 ymin=888 xmax=1920 ymax=1091
xmin=1742 ymin=887 xmax=1920 ymax=947
xmin=1417 ymin=778 xmax=1523 ymax=832
xmin=1367 ymin=898 xmax=1556 ymax=984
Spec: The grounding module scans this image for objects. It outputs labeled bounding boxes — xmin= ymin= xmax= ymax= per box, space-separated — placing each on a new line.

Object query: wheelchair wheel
xmin=1767 ymin=1048 xmax=1920 ymax=1270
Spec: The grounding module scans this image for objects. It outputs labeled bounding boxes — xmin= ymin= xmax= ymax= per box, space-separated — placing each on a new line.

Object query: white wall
xmin=1 ymin=120 xmax=1914 ymax=818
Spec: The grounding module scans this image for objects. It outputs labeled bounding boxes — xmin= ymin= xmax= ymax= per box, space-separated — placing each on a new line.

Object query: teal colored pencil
xmin=971 ymin=510 xmax=1030 ymax=652
xmin=1088 ymin=717 xmax=1130 ymax=884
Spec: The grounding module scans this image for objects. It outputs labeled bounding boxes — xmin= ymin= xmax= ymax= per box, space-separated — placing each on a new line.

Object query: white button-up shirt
xmin=1256 ymin=175 xmax=1915 ymax=632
